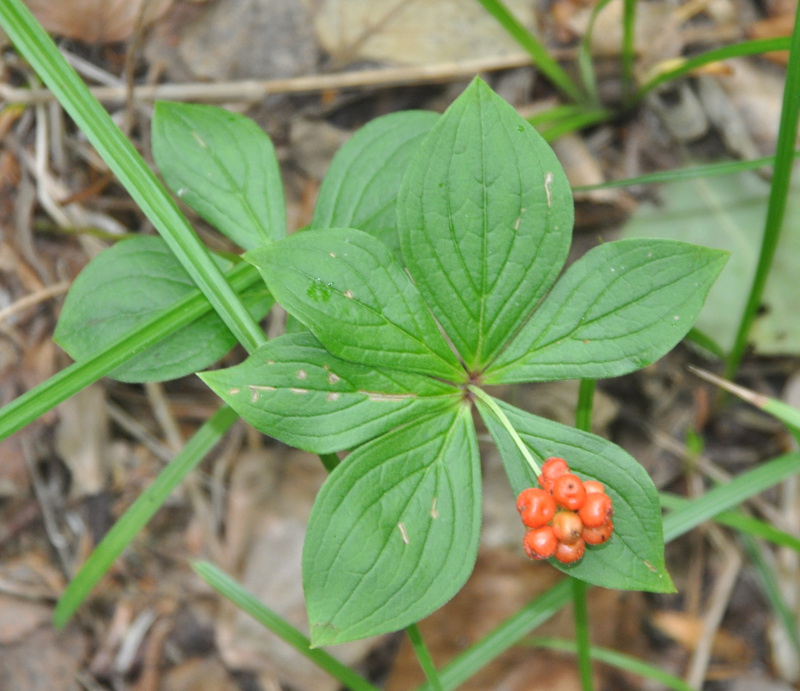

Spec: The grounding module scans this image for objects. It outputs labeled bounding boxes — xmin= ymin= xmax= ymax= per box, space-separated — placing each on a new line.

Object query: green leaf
xmin=246 ymin=228 xmax=464 ymax=380
xmin=312 ymin=110 xmax=439 ymax=256
xmin=619 ymin=172 xmax=800 ymax=355
xmin=398 ymin=77 xmax=573 ymax=371
xmin=200 ymin=331 xmax=460 ymax=454
xmin=303 ymin=406 xmax=480 ymax=646
xmin=477 ymin=397 xmax=674 ymax=593
xmin=485 ymin=239 xmax=729 ymax=384
xmin=153 ymin=102 xmax=286 ymax=249
xmin=54 ymin=236 xmax=272 ymax=382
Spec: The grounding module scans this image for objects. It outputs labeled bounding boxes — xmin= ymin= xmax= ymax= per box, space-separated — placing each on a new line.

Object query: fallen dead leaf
xmin=650 ymin=609 xmax=753 ymax=663
xmin=25 ymin=0 xmax=173 ymax=44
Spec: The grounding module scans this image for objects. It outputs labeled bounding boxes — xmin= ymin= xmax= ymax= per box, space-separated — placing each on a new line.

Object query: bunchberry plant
xmin=55 ymin=77 xmax=727 ymax=647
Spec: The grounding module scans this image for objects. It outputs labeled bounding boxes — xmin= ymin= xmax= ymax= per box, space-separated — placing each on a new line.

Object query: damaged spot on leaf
xmin=398 ymin=522 xmax=410 ymax=544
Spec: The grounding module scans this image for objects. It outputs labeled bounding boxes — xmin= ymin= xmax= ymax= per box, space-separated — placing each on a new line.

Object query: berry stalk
xmin=468 ymin=385 xmax=541 ymax=476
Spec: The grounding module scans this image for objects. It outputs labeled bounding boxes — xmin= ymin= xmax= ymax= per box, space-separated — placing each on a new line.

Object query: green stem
xmin=725 ymin=0 xmax=800 ymax=379
xmin=469 ymin=386 xmax=540 ymax=475
xmin=572 ymin=578 xmax=594 ymax=691
xmin=406 ymin=623 xmax=444 ymax=691
xmin=575 ymin=379 xmax=596 ymax=433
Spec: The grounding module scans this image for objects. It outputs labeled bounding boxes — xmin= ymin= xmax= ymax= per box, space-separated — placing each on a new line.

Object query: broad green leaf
xmin=54 ymin=236 xmax=272 ymax=382
xmin=619 ymin=172 xmax=800 ymax=355
xmin=485 ymin=239 xmax=729 ymax=384
xmin=246 ymin=228 xmax=464 ymax=380
xmin=200 ymin=331 xmax=460 ymax=454
xmin=312 ymin=110 xmax=439 ymax=256
xmin=153 ymin=102 xmax=286 ymax=249
xmin=477 ymin=397 xmax=674 ymax=593
xmin=397 ymin=77 xmax=573 ymax=371
xmin=303 ymin=406 xmax=480 ymax=646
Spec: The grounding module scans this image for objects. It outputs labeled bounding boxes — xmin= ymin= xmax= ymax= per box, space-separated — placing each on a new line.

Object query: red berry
xmin=578 ymin=492 xmax=613 ymax=528
xmin=516 ymin=488 xmax=557 ymax=528
xmin=538 ymin=457 xmax=569 ymax=492
xmin=552 ymin=510 xmax=584 ymax=545
xmin=555 ymin=538 xmax=586 ymax=564
xmin=582 ymin=520 xmax=614 ymax=545
xmin=552 ymin=473 xmax=587 ymax=511
xmin=583 ymin=480 xmax=605 ymax=495
xmin=523 ymin=526 xmax=558 ymax=560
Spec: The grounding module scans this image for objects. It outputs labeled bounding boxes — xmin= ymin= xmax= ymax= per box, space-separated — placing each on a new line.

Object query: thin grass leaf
xmin=660 ymin=493 xmax=800 ymax=552
xmin=0 ymin=263 xmax=261 ymax=442
xmin=0 ymin=0 xmax=265 ymax=353
xmin=578 ymin=0 xmax=616 ymax=103
xmin=526 ymin=637 xmax=696 ymax=691
xmin=688 ymin=366 xmax=800 ymax=437
xmin=574 ymin=151 xmax=800 ymax=192
xmin=662 ymin=451 xmax=800 ymax=541
xmin=639 ymin=37 xmax=792 ymax=96
xmin=474 ymin=0 xmax=585 ymax=103
xmin=540 ymin=108 xmax=612 ymax=141
xmin=54 ymin=405 xmax=239 ymax=627
xmin=621 ymin=0 xmax=637 ymax=105
xmin=726 ymin=1 xmax=800 ymax=377
xmin=740 ymin=534 xmax=800 ymax=653
xmin=192 ymin=561 xmax=381 ymax=691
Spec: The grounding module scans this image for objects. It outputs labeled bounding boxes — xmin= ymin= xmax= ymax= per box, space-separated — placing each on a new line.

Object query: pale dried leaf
xmin=25 ymin=0 xmax=173 ymax=44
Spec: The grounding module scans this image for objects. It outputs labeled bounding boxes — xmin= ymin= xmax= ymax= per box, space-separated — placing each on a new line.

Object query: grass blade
xmin=0 ymin=0 xmax=265 ymax=353
xmin=639 ymin=37 xmax=792 ymax=96
xmin=0 ymin=263 xmax=261 ymax=442
xmin=54 ymin=405 xmax=240 ymax=627
xmin=474 ymin=0 xmax=585 ymax=103
xmin=726 ymin=2 xmax=800 ymax=377
xmin=621 ymin=0 xmax=637 ymax=105
xmin=573 ymin=151 xmax=800 ymax=192
xmin=527 ymin=637 xmax=695 ymax=691
xmin=406 ymin=623 xmax=444 ymax=691
xmin=192 ymin=561 xmax=381 ymax=691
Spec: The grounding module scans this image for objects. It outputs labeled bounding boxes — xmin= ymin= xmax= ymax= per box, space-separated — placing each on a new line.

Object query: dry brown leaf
xmin=650 ymin=610 xmax=753 ymax=663
xmin=25 ymin=0 xmax=173 ymax=44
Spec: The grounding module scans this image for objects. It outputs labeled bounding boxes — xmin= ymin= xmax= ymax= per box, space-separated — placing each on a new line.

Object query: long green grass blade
xmin=741 ymin=534 xmax=800 ymax=653
xmin=726 ymin=2 xmax=800 ymax=378
xmin=663 ymin=452 xmax=800 ymax=541
xmin=0 ymin=263 xmax=261 ymax=442
xmin=621 ymin=0 xmax=637 ymax=105
xmin=527 ymin=637 xmax=695 ymax=691
xmin=192 ymin=561 xmax=381 ymax=691
xmin=474 ymin=0 xmax=585 ymax=103
xmin=660 ymin=493 xmax=800 ymax=552
xmin=54 ymin=404 xmax=240 ymax=627
xmin=0 ymin=0 xmax=265 ymax=353
xmin=574 ymin=151 xmax=800 ymax=192
xmin=578 ymin=0 xmax=615 ymax=103
xmin=639 ymin=37 xmax=792 ymax=96
xmin=540 ymin=108 xmax=613 ymax=141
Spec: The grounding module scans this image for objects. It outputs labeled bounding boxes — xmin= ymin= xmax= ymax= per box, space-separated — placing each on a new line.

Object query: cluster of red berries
xmin=516 ymin=457 xmax=614 ymax=565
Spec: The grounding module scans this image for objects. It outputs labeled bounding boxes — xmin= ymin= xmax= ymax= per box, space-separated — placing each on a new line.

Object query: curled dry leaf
xmin=25 ymin=0 xmax=173 ymax=44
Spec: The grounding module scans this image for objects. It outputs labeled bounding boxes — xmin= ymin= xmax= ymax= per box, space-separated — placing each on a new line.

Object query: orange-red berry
xmin=578 ymin=492 xmax=613 ymax=528
xmin=516 ymin=488 xmax=557 ymax=528
xmin=552 ymin=473 xmax=587 ymax=511
xmin=583 ymin=480 xmax=606 ymax=495
xmin=582 ymin=520 xmax=614 ymax=545
xmin=538 ymin=457 xmax=569 ymax=492
xmin=523 ymin=526 xmax=558 ymax=560
xmin=552 ymin=510 xmax=584 ymax=545
xmin=555 ymin=538 xmax=586 ymax=564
